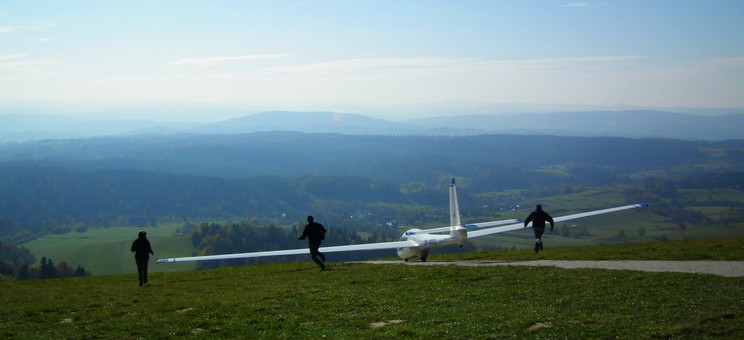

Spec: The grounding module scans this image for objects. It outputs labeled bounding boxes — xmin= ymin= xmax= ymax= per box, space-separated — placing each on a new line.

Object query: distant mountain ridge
xmin=0 ymin=109 xmax=742 ymax=142
xmin=194 ymin=111 xmax=411 ymax=134
xmin=408 ymin=110 xmax=744 ymax=140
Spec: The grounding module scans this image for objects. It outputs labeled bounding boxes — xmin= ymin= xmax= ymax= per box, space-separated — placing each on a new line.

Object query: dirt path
xmin=351 ymin=260 xmax=744 ymax=277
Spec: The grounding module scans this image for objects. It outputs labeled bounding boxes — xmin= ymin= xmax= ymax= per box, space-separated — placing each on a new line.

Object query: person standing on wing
xmin=524 ymin=204 xmax=554 ymax=253
xmin=298 ymin=216 xmax=327 ymax=270
xmin=131 ymin=230 xmax=154 ymax=286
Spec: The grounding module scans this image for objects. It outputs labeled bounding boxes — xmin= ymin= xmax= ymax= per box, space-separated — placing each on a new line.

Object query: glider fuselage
xmin=396 ymin=226 xmax=468 ymax=261
xmin=156 ymin=177 xmax=646 ymax=265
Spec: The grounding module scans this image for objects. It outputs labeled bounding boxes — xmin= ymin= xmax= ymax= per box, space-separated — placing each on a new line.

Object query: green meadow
xmin=21 ymin=184 xmax=744 ymax=277
xmin=23 ymin=224 xmax=196 ymax=275
xmin=467 ymin=186 xmax=744 ymax=251
xmin=1 ymin=239 xmax=742 ymax=339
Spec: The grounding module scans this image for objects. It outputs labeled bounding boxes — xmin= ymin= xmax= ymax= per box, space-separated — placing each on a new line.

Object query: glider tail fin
xmin=449 ymin=178 xmax=461 ymax=227
xmin=448 ymin=178 xmax=467 ymax=242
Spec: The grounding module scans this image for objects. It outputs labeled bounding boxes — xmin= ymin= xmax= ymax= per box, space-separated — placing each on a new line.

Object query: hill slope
xmin=2 ymin=110 xmax=743 ymax=142
xmin=1 ymin=240 xmax=742 ymax=339
xmin=408 ymin=110 xmax=744 ymax=140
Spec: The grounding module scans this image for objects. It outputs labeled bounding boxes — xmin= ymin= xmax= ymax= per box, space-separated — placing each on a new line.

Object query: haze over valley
xmin=3 ymin=2 xmax=744 ymax=338
xmin=2 ymin=107 xmax=743 ymax=142
xmin=1 ymin=1 xmax=743 ymax=281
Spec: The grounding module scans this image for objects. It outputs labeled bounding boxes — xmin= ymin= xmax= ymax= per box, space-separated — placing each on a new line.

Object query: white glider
xmin=157 ymin=178 xmax=647 ymax=264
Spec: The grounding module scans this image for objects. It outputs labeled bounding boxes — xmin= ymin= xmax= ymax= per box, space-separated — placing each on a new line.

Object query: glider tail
xmin=448 ymin=178 xmax=467 ymax=242
xmin=449 ymin=178 xmax=461 ymax=227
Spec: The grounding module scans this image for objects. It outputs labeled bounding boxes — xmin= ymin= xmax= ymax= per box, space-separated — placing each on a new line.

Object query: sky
xmin=1 ymin=1 xmax=743 ymax=120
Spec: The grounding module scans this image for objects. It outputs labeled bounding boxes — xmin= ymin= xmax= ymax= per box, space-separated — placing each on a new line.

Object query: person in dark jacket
xmin=298 ymin=216 xmax=327 ymax=270
xmin=131 ymin=230 xmax=154 ymax=286
xmin=524 ymin=204 xmax=554 ymax=253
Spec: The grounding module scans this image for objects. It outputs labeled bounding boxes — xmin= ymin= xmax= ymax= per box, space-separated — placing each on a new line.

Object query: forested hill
xmin=2 ymin=110 xmax=744 ymax=142
xmin=1 ymin=132 xmax=742 ymax=241
xmin=2 ymin=132 xmax=740 ymax=185
xmin=408 ymin=110 xmax=744 ymax=140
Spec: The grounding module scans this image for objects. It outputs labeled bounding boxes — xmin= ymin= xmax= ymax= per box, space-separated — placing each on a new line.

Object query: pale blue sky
xmin=1 ymin=1 xmax=743 ymax=119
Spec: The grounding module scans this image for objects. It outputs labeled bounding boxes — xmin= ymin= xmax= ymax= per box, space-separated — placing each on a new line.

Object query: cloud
xmin=7 ymin=53 xmax=739 ymax=109
xmin=0 ymin=53 xmax=58 ymax=73
xmin=256 ymin=56 xmax=647 ymax=79
xmin=261 ymin=57 xmax=472 ymax=76
xmin=701 ymin=57 xmax=744 ymax=71
xmin=484 ymin=56 xmax=647 ymax=65
xmin=27 ymin=23 xmax=60 ymax=31
xmin=0 ymin=54 xmax=27 ymax=62
xmin=0 ymin=23 xmax=59 ymax=35
xmin=165 ymin=54 xmax=291 ymax=66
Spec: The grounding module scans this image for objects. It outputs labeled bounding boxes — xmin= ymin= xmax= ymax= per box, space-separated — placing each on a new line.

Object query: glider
xmin=157 ymin=178 xmax=647 ymax=264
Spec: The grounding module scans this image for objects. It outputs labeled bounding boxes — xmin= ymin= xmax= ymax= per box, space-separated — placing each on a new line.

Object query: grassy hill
xmin=1 ymin=239 xmax=742 ymax=339
xmin=21 ymin=183 xmax=744 ymax=277
xmin=23 ymin=223 xmax=196 ymax=276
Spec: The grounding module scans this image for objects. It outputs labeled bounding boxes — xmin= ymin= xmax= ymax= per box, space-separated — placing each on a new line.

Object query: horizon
xmin=1 ymin=101 xmax=744 ymax=124
xmin=1 ymin=1 xmax=743 ymax=122
xmin=0 ymin=101 xmax=742 ymax=123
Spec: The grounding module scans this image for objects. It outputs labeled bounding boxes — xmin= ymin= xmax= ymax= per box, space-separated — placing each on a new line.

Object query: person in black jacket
xmin=131 ymin=230 xmax=154 ymax=286
xmin=524 ymin=204 xmax=554 ymax=253
xmin=298 ymin=216 xmax=327 ymax=270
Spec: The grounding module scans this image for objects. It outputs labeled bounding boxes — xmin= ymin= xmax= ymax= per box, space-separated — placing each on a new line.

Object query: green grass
xmin=437 ymin=237 xmax=744 ymax=261
xmin=680 ymin=188 xmax=744 ymax=204
xmin=1 ymin=239 xmax=743 ymax=339
xmin=23 ymin=224 xmax=196 ymax=275
xmin=19 ymin=184 xmax=744 ymax=278
xmin=21 ymin=203 xmax=744 ymax=277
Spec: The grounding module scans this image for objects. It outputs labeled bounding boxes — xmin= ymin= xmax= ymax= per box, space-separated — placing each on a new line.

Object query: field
xmin=1 ymin=239 xmax=743 ymax=339
xmin=21 ymin=185 xmax=744 ymax=277
xmin=467 ymin=186 xmax=744 ymax=251
xmin=23 ymin=224 xmax=196 ymax=275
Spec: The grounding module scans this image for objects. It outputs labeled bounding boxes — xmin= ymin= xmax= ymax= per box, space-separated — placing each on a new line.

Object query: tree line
xmin=0 ymin=242 xmax=90 ymax=280
xmin=182 ymin=170 xmax=744 ymax=271
xmin=1 ymin=130 xmax=743 ymax=276
xmin=3 ymin=171 xmax=742 ymax=275
xmin=189 ymin=219 xmax=404 ymax=270
xmin=2 ymin=133 xmax=743 ymax=243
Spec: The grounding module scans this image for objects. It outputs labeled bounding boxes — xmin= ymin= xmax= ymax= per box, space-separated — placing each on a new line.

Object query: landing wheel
xmin=421 ymin=256 xmax=427 ymax=262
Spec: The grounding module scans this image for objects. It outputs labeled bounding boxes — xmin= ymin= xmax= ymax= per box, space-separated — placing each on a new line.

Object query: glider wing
xmin=468 ymin=203 xmax=648 ymax=238
xmin=157 ymin=240 xmax=416 ymax=263
xmin=422 ymin=218 xmax=522 ymax=234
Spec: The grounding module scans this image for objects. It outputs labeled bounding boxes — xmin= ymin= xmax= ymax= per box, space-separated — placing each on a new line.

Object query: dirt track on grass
xmin=351 ymin=260 xmax=744 ymax=277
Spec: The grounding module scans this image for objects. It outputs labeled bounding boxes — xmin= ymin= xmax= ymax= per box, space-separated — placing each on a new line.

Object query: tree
xmin=39 ymin=257 xmax=57 ymax=279
xmin=56 ymin=262 xmax=74 ymax=278
xmin=16 ymin=264 xmax=29 ymax=280
xmin=73 ymin=265 xmax=89 ymax=277
xmin=74 ymin=223 xmax=88 ymax=233
xmin=0 ymin=260 xmax=14 ymax=277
